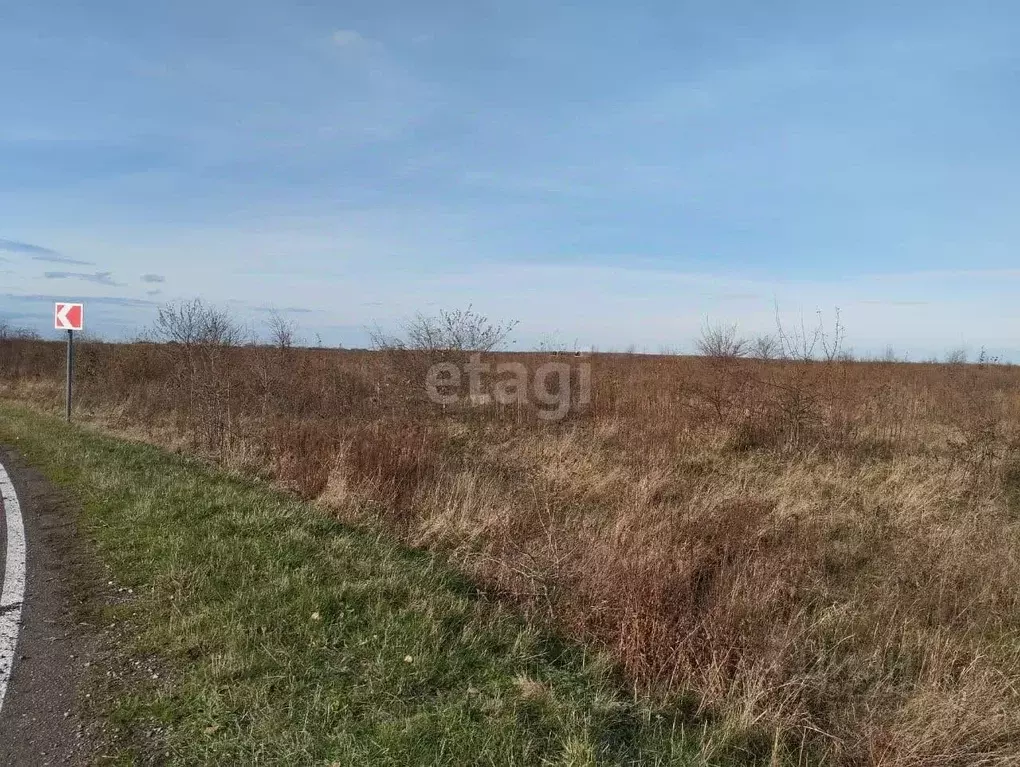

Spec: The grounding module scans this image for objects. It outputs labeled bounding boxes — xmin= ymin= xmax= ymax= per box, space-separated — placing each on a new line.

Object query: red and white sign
xmin=54 ymin=303 xmax=84 ymax=331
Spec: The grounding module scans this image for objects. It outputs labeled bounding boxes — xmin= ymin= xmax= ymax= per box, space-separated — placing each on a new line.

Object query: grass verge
xmin=0 ymin=403 xmax=770 ymax=766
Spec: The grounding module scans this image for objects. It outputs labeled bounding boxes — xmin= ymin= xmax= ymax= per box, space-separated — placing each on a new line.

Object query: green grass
xmin=0 ymin=404 xmax=769 ymax=766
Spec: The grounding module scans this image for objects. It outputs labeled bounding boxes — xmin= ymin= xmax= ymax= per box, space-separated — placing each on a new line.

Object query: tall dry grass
xmin=4 ymin=334 xmax=1020 ymax=764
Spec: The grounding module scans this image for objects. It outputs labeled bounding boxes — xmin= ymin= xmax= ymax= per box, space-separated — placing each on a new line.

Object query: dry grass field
xmin=4 ymin=318 xmax=1020 ymax=765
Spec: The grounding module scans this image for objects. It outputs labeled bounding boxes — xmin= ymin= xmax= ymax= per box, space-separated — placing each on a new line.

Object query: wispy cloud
xmin=0 ymin=238 xmax=59 ymax=256
xmin=44 ymin=271 xmax=121 ymax=286
xmin=0 ymin=238 xmax=94 ymax=265
xmin=33 ymin=254 xmax=95 ymax=265
xmin=251 ymin=304 xmax=315 ymax=314
xmin=146 ymin=289 xmax=163 ymax=297
xmin=141 ymin=273 xmax=166 ymax=283
xmin=1 ymin=293 xmax=158 ymax=308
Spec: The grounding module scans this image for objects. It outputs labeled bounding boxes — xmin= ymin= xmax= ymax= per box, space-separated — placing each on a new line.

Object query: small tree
xmin=773 ymin=303 xmax=845 ymax=362
xmin=977 ymin=346 xmax=1001 ymax=367
xmin=774 ymin=303 xmax=819 ymax=361
xmin=750 ymin=334 xmax=781 ymax=361
xmin=149 ymin=299 xmax=244 ymax=448
xmin=370 ymin=306 xmax=518 ymax=407
xmin=818 ymin=307 xmax=846 ymax=362
xmin=692 ymin=321 xmax=751 ymax=424
xmin=945 ymin=348 xmax=968 ymax=365
xmin=373 ymin=305 xmax=517 ymax=354
xmin=152 ymin=298 xmax=243 ymax=347
xmin=696 ymin=321 xmax=747 ymax=359
xmin=266 ymin=308 xmax=299 ymax=349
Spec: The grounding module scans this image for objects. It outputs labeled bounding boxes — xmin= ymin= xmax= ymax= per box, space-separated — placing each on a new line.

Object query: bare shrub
xmin=371 ymin=305 xmax=518 ymax=354
xmin=370 ymin=306 xmax=519 ymax=411
xmin=151 ymin=298 xmax=243 ymax=347
xmin=148 ymin=299 xmax=246 ymax=448
xmin=945 ymin=348 xmax=968 ymax=365
xmin=774 ymin=302 xmax=820 ymax=361
xmin=696 ymin=321 xmax=747 ymax=359
xmin=750 ymin=334 xmax=781 ymax=360
xmin=978 ymin=346 xmax=1002 ymax=366
xmin=771 ymin=304 xmax=846 ymax=362
xmin=818 ymin=307 xmax=846 ymax=362
xmin=0 ymin=320 xmax=40 ymax=341
xmin=265 ymin=308 xmax=300 ymax=349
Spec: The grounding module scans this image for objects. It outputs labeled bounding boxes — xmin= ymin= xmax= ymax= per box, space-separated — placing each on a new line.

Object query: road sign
xmin=54 ymin=302 xmax=84 ymax=331
xmin=54 ymin=302 xmax=82 ymax=421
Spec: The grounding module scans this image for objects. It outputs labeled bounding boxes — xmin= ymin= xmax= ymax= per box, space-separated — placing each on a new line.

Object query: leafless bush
xmin=774 ymin=303 xmax=819 ymax=361
xmin=771 ymin=304 xmax=846 ymax=362
xmin=978 ymin=346 xmax=1003 ymax=367
xmin=696 ymin=321 xmax=747 ymax=359
xmin=152 ymin=298 xmax=243 ymax=347
xmin=881 ymin=345 xmax=901 ymax=363
xmin=147 ymin=299 xmax=246 ymax=448
xmin=689 ymin=322 xmax=758 ymax=427
xmin=0 ymin=320 xmax=40 ymax=341
xmin=818 ymin=307 xmax=846 ymax=362
xmin=536 ymin=332 xmax=576 ymax=355
xmin=370 ymin=306 xmax=519 ymax=410
xmin=945 ymin=348 xmax=968 ymax=365
xmin=750 ymin=334 xmax=781 ymax=360
xmin=265 ymin=308 xmax=300 ymax=349
xmin=0 ymin=321 xmax=48 ymax=381
xmin=371 ymin=305 xmax=518 ymax=353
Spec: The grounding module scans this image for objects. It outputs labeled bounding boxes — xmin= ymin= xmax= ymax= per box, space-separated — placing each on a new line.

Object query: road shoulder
xmin=0 ymin=445 xmax=101 ymax=766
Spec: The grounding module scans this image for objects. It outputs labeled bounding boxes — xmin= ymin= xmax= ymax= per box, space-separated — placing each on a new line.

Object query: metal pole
xmin=65 ymin=329 xmax=74 ymax=422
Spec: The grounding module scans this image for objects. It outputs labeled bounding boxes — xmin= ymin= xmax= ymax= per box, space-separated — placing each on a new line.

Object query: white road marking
xmin=0 ymin=458 xmax=26 ymax=716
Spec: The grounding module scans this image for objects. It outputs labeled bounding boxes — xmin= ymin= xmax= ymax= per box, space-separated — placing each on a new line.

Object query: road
xmin=0 ymin=447 xmax=96 ymax=766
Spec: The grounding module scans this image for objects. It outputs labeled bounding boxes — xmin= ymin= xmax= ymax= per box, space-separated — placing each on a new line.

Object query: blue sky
xmin=2 ymin=1 xmax=1020 ymax=357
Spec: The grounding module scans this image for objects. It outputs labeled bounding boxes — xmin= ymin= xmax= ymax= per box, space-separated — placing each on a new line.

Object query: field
xmin=1 ymin=403 xmax=730 ymax=766
xmin=4 ymin=326 xmax=1020 ymax=765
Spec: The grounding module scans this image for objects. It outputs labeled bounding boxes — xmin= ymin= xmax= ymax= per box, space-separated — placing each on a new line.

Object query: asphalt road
xmin=0 ymin=446 xmax=97 ymax=766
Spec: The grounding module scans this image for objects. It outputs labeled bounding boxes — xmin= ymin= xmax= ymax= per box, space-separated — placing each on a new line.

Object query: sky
xmin=2 ymin=1 xmax=1020 ymax=358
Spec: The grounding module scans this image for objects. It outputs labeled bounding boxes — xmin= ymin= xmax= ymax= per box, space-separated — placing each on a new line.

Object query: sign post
xmin=54 ymin=303 xmax=84 ymax=422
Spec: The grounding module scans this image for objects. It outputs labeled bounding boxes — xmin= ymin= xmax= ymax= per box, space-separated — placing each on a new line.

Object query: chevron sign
xmin=54 ymin=302 xmax=84 ymax=331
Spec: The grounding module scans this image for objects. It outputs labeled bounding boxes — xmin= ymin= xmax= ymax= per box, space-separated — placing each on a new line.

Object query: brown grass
xmin=4 ymin=336 xmax=1020 ymax=764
